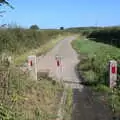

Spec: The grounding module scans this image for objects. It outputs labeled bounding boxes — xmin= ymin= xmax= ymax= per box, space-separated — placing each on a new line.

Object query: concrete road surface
xmin=37 ymin=36 xmax=81 ymax=88
xmin=37 ymin=36 xmax=113 ymax=120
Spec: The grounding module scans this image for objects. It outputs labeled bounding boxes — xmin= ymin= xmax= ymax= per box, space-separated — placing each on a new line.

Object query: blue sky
xmin=1 ymin=0 xmax=120 ymax=28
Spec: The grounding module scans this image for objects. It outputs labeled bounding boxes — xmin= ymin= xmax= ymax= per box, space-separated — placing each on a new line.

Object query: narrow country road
xmin=37 ymin=36 xmax=81 ymax=88
xmin=37 ymin=36 xmax=113 ymax=120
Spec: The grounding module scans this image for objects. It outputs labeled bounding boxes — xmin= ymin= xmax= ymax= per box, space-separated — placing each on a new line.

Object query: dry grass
xmin=14 ymin=34 xmax=67 ymax=65
xmin=0 ymin=64 xmax=64 ymax=120
xmin=63 ymin=87 xmax=73 ymax=120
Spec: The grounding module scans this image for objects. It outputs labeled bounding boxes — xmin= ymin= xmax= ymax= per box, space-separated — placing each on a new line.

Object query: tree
xmin=60 ymin=27 xmax=64 ymax=30
xmin=0 ymin=0 xmax=14 ymax=9
xmin=0 ymin=0 xmax=14 ymax=17
xmin=0 ymin=1 xmax=14 ymax=28
xmin=30 ymin=25 xmax=39 ymax=30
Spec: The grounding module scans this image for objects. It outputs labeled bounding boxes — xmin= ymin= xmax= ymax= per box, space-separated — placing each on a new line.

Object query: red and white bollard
xmin=28 ymin=55 xmax=37 ymax=80
xmin=28 ymin=60 xmax=33 ymax=67
xmin=56 ymin=60 xmax=60 ymax=67
xmin=109 ymin=60 xmax=117 ymax=88
xmin=55 ymin=55 xmax=61 ymax=67
xmin=55 ymin=55 xmax=63 ymax=80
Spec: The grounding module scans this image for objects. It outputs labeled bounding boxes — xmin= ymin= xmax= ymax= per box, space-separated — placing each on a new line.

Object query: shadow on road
xmin=72 ymin=87 xmax=114 ymax=120
xmin=72 ymin=65 xmax=114 ymax=120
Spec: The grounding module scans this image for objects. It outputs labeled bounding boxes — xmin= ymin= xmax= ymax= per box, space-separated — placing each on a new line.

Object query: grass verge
xmin=0 ymin=66 xmax=64 ymax=120
xmin=63 ymin=87 xmax=73 ymax=120
xmin=72 ymin=37 xmax=120 ymax=117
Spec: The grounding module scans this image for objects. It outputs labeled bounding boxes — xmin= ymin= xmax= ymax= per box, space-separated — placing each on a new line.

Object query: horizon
xmin=2 ymin=24 xmax=120 ymax=29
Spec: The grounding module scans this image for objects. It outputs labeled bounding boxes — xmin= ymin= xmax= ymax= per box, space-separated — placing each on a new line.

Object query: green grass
xmin=73 ymin=37 xmax=120 ymax=58
xmin=72 ymin=38 xmax=120 ymax=84
xmin=72 ymin=37 xmax=120 ymax=115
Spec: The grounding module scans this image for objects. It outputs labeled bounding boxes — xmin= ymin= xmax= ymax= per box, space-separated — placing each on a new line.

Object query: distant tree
xmin=30 ymin=25 xmax=39 ymax=30
xmin=60 ymin=27 xmax=64 ymax=30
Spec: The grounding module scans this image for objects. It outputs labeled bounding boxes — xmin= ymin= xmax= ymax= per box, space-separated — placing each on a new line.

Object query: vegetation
xmin=0 ymin=28 xmax=64 ymax=55
xmin=86 ymin=28 xmax=120 ymax=48
xmin=30 ymin=24 xmax=39 ymax=30
xmin=60 ymin=27 xmax=64 ymax=30
xmin=63 ymin=88 xmax=73 ymax=120
xmin=0 ymin=60 xmax=64 ymax=120
xmin=72 ymin=37 xmax=120 ymax=85
xmin=0 ymin=0 xmax=14 ymax=9
xmin=0 ymin=25 xmax=71 ymax=119
xmin=0 ymin=24 xmax=75 ymax=120
xmin=67 ymin=26 xmax=120 ymax=48
xmin=72 ymin=36 xmax=120 ymax=117
xmin=0 ymin=28 xmax=69 ymax=64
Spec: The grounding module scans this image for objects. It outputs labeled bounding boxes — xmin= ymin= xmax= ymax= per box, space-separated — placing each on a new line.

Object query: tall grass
xmin=0 ymin=63 xmax=64 ymax=120
xmin=0 ymin=27 xmax=67 ymax=119
xmin=0 ymin=27 xmax=70 ymax=65
xmin=0 ymin=28 xmax=66 ymax=56
xmin=0 ymin=28 xmax=65 ymax=54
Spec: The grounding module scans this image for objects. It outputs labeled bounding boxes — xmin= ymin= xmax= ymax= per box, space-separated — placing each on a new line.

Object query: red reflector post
xmin=57 ymin=60 xmax=60 ymax=67
xmin=30 ymin=60 xmax=32 ymax=66
xmin=28 ymin=60 xmax=33 ymax=66
xmin=112 ymin=66 xmax=116 ymax=74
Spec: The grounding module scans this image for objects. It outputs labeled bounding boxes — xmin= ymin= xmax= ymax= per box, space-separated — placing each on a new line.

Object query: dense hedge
xmin=67 ymin=26 xmax=120 ymax=48
xmin=86 ymin=29 xmax=120 ymax=47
